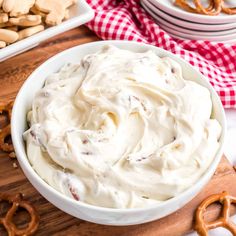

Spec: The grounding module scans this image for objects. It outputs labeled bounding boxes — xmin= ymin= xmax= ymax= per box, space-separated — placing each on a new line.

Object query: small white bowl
xmin=0 ymin=0 xmax=94 ymax=62
xmin=11 ymin=41 xmax=226 ymax=226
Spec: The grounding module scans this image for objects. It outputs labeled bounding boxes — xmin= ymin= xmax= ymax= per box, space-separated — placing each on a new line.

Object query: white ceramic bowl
xmin=159 ymin=23 xmax=236 ymax=42
xmin=11 ymin=41 xmax=226 ymax=226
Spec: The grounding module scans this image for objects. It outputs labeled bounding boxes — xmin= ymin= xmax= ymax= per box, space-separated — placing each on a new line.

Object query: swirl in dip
xmin=24 ymin=45 xmax=221 ymax=208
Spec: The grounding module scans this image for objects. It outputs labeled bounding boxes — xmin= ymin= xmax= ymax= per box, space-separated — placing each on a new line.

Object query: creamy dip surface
xmin=24 ymin=45 xmax=221 ymax=208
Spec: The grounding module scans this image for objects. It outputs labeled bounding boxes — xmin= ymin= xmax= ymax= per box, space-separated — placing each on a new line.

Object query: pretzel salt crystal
xmin=0 ymin=192 xmax=39 ymax=236
xmin=195 ymin=191 xmax=236 ymax=236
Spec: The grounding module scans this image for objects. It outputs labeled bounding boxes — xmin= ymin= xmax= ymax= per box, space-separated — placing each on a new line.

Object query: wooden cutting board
xmin=0 ymin=26 xmax=236 ymax=236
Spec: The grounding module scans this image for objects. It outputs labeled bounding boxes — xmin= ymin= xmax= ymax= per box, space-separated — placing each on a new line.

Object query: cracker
xmin=0 ymin=28 xmax=18 ymax=43
xmin=18 ymin=24 xmax=44 ymax=40
xmin=9 ymin=14 xmax=41 ymax=26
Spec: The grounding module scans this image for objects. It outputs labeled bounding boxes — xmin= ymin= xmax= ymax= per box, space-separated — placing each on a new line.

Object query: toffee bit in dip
xmin=81 ymin=151 xmax=92 ymax=155
xmin=172 ymin=143 xmax=182 ymax=150
xmin=132 ymin=95 xmax=140 ymax=101
xmin=136 ymin=156 xmax=147 ymax=162
xmin=82 ymin=139 xmax=89 ymax=144
xmin=43 ymin=91 xmax=50 ymax=97
xmin=128 ymin=96 xmax=131 ymax=103
xmin=141 ymin=102 xmax=147 ymax=112
xmin=69 ymin=186 xmax=80 ymax=201
xmin=142 ymin=196 xmax=149 ymax=199
xmin=30 ymin=130 xmax=37 ymax=139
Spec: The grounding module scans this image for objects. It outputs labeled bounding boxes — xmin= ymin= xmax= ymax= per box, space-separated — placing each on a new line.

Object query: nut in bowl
xmin=11 ymin=41 xmax=226 ymax=225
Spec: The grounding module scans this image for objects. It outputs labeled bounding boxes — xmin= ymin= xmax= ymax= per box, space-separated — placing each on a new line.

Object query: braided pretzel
xmin=0 ymin=101 xmax=14 ymax=155
xmin=0 ymin=192 xmax=39 ymax=236
xmin=195 ymin=191 xmax=236 ymax=236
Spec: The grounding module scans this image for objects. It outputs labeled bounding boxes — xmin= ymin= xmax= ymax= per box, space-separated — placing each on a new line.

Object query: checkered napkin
xmin=86 ymin=0 xmax=236 ymax=108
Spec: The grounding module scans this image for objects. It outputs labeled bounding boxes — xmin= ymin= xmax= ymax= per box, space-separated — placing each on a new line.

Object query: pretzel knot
xmin=175 ymin=0 xmax=219 ymax=15
xmin=174 ymin=0 xmax=236 ymax=15
xmin=195 ymin=191 xmax=236 ymax=236
xmin=0 ymin=192 xmax=39 ymax=236
xmin=0 ymin=101 xmax=14 ymax=155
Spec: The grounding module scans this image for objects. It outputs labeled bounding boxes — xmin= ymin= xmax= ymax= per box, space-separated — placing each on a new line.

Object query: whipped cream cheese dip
xmin=24 ymin=45 xmax=221 ymax=208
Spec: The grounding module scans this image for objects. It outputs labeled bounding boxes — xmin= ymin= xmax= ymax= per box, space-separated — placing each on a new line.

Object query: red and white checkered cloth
xmin=86 ymin=0 xmax=236 ymax=108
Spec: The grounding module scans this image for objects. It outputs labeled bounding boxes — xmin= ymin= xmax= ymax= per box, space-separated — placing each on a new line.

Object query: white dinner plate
xmin=160 ymin=23 xmax=236 ymax=41
xmin=142 ymin=2 xmax=236 ymax=37
xmin=168 ymin=31 xmax=236 ymax=44
xmin=141 ymin=0 xmax=236 ymax=31
xmin=149 ymin=0 xmax=236 ymax=24
xmin=0 ymin=0 xmax=94 ymax=62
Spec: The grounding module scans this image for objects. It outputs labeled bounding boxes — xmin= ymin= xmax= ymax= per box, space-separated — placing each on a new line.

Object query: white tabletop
xmin=187 ymin=109 xmax=236 ymax=236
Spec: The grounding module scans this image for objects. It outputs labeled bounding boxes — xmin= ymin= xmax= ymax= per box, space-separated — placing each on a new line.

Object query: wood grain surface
xmin=0 ymin=26 xmax=236 ymax=236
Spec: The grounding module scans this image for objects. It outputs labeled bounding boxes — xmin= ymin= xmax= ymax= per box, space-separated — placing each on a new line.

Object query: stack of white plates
xmin=140 ymin=0 xmax=236 ymax=43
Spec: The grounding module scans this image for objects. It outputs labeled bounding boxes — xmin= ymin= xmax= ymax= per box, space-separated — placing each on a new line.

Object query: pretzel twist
xmin=222 ymin=0 xmax=236 ymax=14
xmin=0 ymin=101 xmax=14 ymax=155
xmin=195 ymin=191 xmax=236 ymax=236
xmin=174 ymin=0 xmax=215 ymax=14
xmin=174 ymin=0 xmax=236 ymax=15
xmin=0 ymin=192 xmax=39 ymax=236
xmin=194 ymin=0 xmax=222 ymax=15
